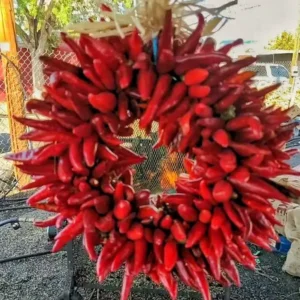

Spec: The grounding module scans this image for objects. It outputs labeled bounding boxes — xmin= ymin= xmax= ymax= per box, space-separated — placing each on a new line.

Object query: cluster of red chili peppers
xmin=6 ymin=6 xmax=300 ymax=300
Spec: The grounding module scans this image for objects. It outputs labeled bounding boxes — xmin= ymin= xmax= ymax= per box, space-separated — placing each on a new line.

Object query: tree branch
xmin=197 ymin=0 xmax=238 ymax=17
xmin=15 ymin=23 xmax=33 ymax=49
xmin=40 ymin=0 xmax=56 ymax=36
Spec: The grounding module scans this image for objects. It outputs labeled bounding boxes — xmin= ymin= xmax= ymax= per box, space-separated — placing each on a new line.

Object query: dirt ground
xmin=0 ymin=200 xmax=300 ymax=300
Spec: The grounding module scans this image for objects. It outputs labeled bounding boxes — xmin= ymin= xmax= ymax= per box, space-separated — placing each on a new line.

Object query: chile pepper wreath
xmin=6 ymin=3 xmax=300 ymax=300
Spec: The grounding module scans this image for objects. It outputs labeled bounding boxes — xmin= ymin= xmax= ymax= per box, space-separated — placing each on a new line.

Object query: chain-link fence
xmin=0 ymin=48 xmax=187 ymax=199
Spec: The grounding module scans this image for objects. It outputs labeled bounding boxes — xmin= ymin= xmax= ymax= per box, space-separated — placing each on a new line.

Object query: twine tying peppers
xmin=6 ymin=4 xmax=300 ymax=300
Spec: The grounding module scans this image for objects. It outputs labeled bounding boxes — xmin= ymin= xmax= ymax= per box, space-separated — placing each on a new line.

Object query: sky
xmin=187 ymin=0 xmax=300 ymax=53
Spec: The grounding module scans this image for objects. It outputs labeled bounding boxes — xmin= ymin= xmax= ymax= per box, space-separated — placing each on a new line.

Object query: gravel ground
xmin=1 ymin=200 xmax=300 ymax=300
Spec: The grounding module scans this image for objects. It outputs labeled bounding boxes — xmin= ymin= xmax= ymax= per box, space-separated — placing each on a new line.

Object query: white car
xmin=245 ymin=63 xmax=290 ymax=88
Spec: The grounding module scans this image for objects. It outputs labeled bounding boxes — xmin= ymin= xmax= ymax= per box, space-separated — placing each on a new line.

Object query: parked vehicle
xmin=245 ymin=63 xmax=290 ymax=88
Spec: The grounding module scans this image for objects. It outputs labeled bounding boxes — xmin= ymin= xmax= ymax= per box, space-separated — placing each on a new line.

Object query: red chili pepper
xmin=139 ymin=74 xmax=172 ymax=128
xmin=118 ymin=93 xmax=131 ymax=122
xmin=219 ymin=219 xmax=233 ymax=243
xmin=114 ymin=200 xmax=132 ymax=220
xmin=157 ymin=49 xmax=175 ymax=74
xmin=57 ymin=153 xmax=73 ymax=183
xmin=144 ymin=228 xmax=154 ymax=243
xmin=83 ymin=230 xmax=99 ymax=261
xmin=20 ymin=130 xmax=80 ymax=144
xmin=32 ymin=203 xmax=60 ymax=213
xmin=193 ymin=200 xmax=212 ymax=211
xmin=218 ymin=38 xmax=243 ymax=54
xmin=156 ymin=264 xmax=178 ymax=300
xmin=194 ymin=103 xmax=213 ymax=118
xmin=210 ymin=207 xmax=226 ymax=230
xmin=81 ymin=34 xmax=124 ymax=70
xmin=221 ymin=254 xmax=241 ymax=287
xmin=212 ymin=180 xmax=233 ymax=203
xmin=69 ymin=143 xmax=89 ymax=175
xmin=111 ymin=241 xmax=134 ymax=272
xmin=246 ymin=83 xmax=280 ymax=98
xmin=242 ymin=195 xmax=274 ymax=214
xmin=212 ymin=129 xmax=230 ymax=148
xmin=61 ymin=33 xmax=91 ymax=67
xmin=156 ymin=82 xmax=187 ymax=116
xmin=177 ymin=204 xmax=198 ymax=222
xmin=215 ymin=86 xmax=244 ymax=112
xmin=184 ymin=68 xmax=209 ymax=86
xmin=179 ymin=106 xmax=195 ymax=136
xmin=120 ymin=259 xmax=135 ymax=300
xmin=5 ymin=148 xmax=42 ymax=163
xmin=88 ymin=92 xmax=117 ymax=114
xmin=223 ymin=201 xmax=243 ymax=228
xmin=25 ymin=99 xmax=52 ymax=118
xmin=50 ymin=108 xmax=82 ymax=130
xmin=132 ymin=239 xmax=147 ymax=274
xmin=158 ymin=10 xmax=173 ymax=55
xmin=176 ymin=260 xmax=197 ymax=289
xmin=73 ymin=123 xmax=93 ymax=138
xmin=34 ymin=214 xmax=59 ymax=228
xmin=230 ymin=141 xmax=271 ymax=157
xmin=199 ymin=237 xmax=221 ymax=280
xmin=57 ymin=70 xmax=100 ymax=94
xmin=205 ymin=166 xmax=226 ymax=183
xmin=248 ymin=233 xmax=272 ymax=251
xmin=45 ymin=86 xmax=76 ymax=111
xmin=196 ymin=117 xmax=225 ymax=129
xmin=52 ymin=212 xmax=84 ymax=252
xmin=226 ymin=70 xmax=256 ymax=85
xmin=205 ymin=56 xmax=256 ymax=86
xmin=93 ymin=58 xmax=115 ymax=90
xmin=186 ymin=222 xmax=206 ymax=248
xmin=118 ymin=213 xmax=135 ymax=234
xmin=82 ymin=135 xmax=98 ymax=167
xmin=17 ymin=161 xmax=55 ymax=176
xmin=100 ymin=174 xmax=115 ymax=194
xmin=14 ymin=116 xmax=66 ymax=133
xmin=126 ymin=223 xmax=144 ymax=240
xmin=158 ymin=215 xmax=172 ymax=230
xmin=170 ymin=220 xmax=187 ymax=243
xmin=176 ymin=13 xmax=205 ymax=56
xmin=116 ymin=63 xmax=133 ymax=89
xmin=83 ymin=68 xmax=106 ymax=90
xmin=189 ymin=85 xmax=211 ymax=98
xmin=22 ymin=175 xmax=60 ymax=190
xmin=81 ymin=195 xmax=110 ymax=214
xmin=97 ymin=145 xmax=118 ymax=162
xmin=161 ymin=193 xmax=194 ymax=206
xmin=40 ymin=55 xmax=81 ymax=75
xmin=209 ymin=227 xmax=224 ymax=258
xmin=127 ymin=29 xmax=143 ymax=61
xmin=68 ymin=190 xmax=99 ymax=206
xmin=164 ymin=240 xmax=178 ymax=271
xmin=229 ymin=175 xmax=288 ymax=202
xmin=95 ymin=211 xmax=115 ymax=233
xmin=175 ymin=53 xmax=231 ymax=75
xmin=97 ymin=237 xmax=126 ymax=281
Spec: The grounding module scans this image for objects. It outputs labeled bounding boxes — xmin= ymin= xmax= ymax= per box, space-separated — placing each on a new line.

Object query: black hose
xmin=0 ymin=206 xmax=32 ymax=212
xmin=0 ymin=251 xmax=53 ymax=264
xmin=0 ymin=218 xmax=19 ymax=227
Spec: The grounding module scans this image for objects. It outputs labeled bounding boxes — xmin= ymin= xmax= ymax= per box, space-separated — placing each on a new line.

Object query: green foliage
xmin=15 ymin=0 xmax=97 ymax=50
xmin=266 ymin=31 xmax=295 ymax=50
xmin=112 ymin=0 xmax=133 ymax=8
xmin=265 ymin=85 xmax=300 ymax=109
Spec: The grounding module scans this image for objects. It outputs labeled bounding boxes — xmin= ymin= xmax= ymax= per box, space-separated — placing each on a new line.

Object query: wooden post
xmin=0 ymin=0 xmax=30 ymax=188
